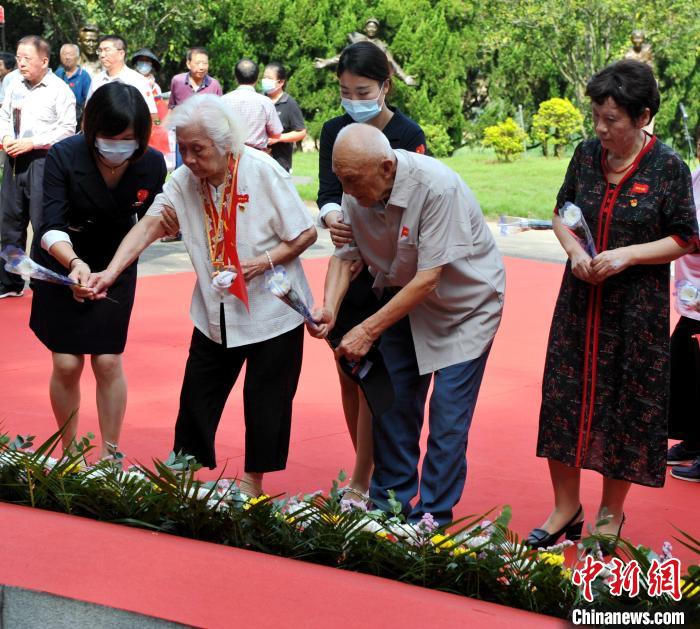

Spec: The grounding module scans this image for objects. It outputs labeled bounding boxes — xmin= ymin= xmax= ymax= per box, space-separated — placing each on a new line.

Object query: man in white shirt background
xmin=222 ymin=59 xmax=282 ymax=151
xmin=86 ymin=35 xmax=159 ymax=123
xmin=0 ymin=52 xmax=17 ymax=106
xmin=0 ymin=36 xmax=76 ymax=298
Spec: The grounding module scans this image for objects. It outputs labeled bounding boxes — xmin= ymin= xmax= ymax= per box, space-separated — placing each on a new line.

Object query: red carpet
xmin=0 ymin=502 xmax=562 ymax=628
xmin=0 ymin=256 xmax=696 ymax=569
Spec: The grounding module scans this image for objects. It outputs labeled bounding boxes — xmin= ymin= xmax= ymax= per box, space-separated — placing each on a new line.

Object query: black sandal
xmin=526 ymin=505 xmax=584 ymax=548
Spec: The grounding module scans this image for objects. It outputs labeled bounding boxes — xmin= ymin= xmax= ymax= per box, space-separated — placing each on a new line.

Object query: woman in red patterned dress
xmin=528 ymin=60 xmax=698 ymax=550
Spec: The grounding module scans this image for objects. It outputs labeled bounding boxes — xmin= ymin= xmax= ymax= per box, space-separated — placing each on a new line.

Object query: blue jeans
xmin=369 ymin=315 xmax=491 ymax=524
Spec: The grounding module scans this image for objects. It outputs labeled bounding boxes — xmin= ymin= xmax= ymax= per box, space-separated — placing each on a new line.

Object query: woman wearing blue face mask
xmin=316 ymin=41 xmax=426 ymax=504
xmin=30 ymin=81 xmax=166 ymax=462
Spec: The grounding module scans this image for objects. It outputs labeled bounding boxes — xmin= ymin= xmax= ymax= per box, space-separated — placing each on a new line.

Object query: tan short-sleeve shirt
xmin=335 ymin=150 xmax=505 ymax=374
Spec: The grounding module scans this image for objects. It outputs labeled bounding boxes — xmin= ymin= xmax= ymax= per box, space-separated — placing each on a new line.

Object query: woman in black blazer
xmin=30 ymin=82 xmax=167 ymax=462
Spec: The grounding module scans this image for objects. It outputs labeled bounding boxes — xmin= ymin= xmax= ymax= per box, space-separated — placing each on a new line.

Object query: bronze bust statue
xmin=315 ymin=18 xmax=417 ymax=86
xmin=78 ymin=24 xmax=102 ymax=76
xmin=624 ymin=29 xmax=654 ymax=68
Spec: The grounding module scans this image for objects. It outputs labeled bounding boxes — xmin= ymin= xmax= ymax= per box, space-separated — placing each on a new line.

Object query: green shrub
xmin=481 ymin=117 xmax=527 ymax=162
xmin=421 ymin=123 xmax=453 ymax=157
xmin=531 ymin=98 xmax=584 ymax=157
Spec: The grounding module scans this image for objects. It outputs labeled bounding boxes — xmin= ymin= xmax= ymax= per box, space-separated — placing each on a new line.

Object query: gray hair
xmin=335 ymin=123 xmax=393 ymax=160
xmin=166 ymin=94 xmax=246 ymax=157
xmin=61 ymin=43 xmax=80 ymax=56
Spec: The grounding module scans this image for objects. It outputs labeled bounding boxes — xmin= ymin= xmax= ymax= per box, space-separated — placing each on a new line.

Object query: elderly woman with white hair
xmin=86 ymin=94 xmax=317 ymax=496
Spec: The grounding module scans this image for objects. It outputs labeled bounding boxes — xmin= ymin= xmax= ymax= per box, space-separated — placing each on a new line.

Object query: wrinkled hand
xmin=87 ymin=269 xmax=117 ymax=300
xmin=68 ymin=261 xmax=93 ymax=302
xmin=240 ymin=256 xmax=267 ymax=281
xmin=569 ymin=249 xmax=596 ymax=284
xmin=590 ymin=247 xmax=633 ymax=283
xmin=325 ymin=211 xmax=354 ymax=247
xmin=308 ymin=306 xmax=335 ymax=339
xmin=160 ymin=206 xmax=180 ymax=236
xmin=4 ymin=138 xmax=35 ymax=157
xmin=336 ymin=323 xmax=374 ymax=362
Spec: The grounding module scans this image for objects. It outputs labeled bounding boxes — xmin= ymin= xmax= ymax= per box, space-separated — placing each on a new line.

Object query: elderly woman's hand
xmin=241 ymin=256 xmax=269 ymax=281
xmin=308 ymin=306 xmax=335 ymax=339
xmin=336 ymin=322 xmax=375 ymax=362
xmin=87 ymin=269 xmax=118 ymax=300
xmin=68 ymin=261 xmax=93 ymax=302
xmin=569 ymin=249 xmax=597 ymax=284
xmin=590 ymin=247 xmax=634 ymax=282
xmin=160 ymin=206 xmax=180 ymax=236
xmin=325 ymin=210 xmax=354 ymax=248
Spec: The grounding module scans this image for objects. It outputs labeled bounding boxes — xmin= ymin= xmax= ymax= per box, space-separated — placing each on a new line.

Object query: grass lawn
xmin=291 ymin=147 xmax=571 ymax=219
xmin=292 ymin=147 xmax=699 ymax=220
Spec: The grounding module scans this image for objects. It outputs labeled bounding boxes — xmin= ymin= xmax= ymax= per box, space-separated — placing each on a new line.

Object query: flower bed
xmin=1 ymin=430 xmax=698 ymax=622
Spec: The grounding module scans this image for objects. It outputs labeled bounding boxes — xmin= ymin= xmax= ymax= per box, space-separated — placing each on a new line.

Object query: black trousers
xmin=0 ymin=153 xmax=46 ymax=291
xmin=668 ymin=315 xmax=700 ymax=443
xmin=173 ymin=323 xmax=304 ymax=471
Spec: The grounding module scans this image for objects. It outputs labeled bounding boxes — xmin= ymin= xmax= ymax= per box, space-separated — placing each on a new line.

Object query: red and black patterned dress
xmin=537 ymin=136 xmax=698 ymax=487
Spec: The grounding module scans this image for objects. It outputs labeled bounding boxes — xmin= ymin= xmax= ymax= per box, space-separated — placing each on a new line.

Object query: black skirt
xmin=329 ymin=266 xmax=381 ymax=345
xmin=29 ymin=262 xmax=137 ymax=355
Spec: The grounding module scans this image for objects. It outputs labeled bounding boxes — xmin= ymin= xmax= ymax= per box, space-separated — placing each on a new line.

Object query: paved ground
xmin=138 ymin=202 xmax=565 ymax=277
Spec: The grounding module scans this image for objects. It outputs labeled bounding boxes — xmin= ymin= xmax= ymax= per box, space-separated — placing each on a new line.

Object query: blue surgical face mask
xmin=95 ymin=138 xmax=139 ymax=165
xmin=135 ymin=61 xmax=152 ymax=76
xmin=261 ymin=78 xmax=278 ymax=94
xmin=341 ymin=82 xmax=386 ymax=123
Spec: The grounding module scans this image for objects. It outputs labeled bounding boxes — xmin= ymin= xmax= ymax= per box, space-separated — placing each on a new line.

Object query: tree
xmin=482 ymin=117 xmax=527 ymax=161
xmin=484 ymin=0 xmax=700 ymax=147
xmin=531 ymin=98 xmax=583 ymax=157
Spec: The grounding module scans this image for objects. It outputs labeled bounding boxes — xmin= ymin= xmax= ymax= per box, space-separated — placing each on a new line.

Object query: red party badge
xmin=631 ymin=182 xmax=649 ymax=194
xmin=400 ymin=226 xmax=410 ymax=238
xmin=415 ymin=144 xmax=426 ymax=154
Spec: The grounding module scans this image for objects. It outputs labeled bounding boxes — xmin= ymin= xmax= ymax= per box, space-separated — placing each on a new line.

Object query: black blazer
xmin=36 ymin=133 xmax=167 ymax=271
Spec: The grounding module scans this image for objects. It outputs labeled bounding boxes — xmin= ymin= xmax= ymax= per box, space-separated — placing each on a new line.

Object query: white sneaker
xmin=0 ymin=289 xmax=24 ymax=299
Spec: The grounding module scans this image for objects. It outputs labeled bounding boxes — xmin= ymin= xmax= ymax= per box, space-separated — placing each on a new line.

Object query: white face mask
xmin=95 ymin=138 xmax=139 ymax=165
xmin=261 ymin=78 xmax=278 ymax=94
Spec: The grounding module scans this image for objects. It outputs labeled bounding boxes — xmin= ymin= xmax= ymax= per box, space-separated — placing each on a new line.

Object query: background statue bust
xmin=314 ymin=18 xmax=417 ymax=86
xmin=624 ymin=29 xmax=654 ymax=68
xmin=78 ymin=24 xmax=102 ymax=77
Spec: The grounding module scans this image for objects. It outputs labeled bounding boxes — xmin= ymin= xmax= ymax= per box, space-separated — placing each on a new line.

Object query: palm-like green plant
xmin=0 ymin=428 xmax=698 ymax=622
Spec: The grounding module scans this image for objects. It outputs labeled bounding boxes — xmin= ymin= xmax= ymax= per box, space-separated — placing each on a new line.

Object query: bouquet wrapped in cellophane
xmin=498 ymin=215 xmax=553 ymax=236
xmin=675 ymin=279 xmax=699 ymax=308
xmin=560 ymin=201 xmax=597 ymax=257
xmin=265 ymin=265 xmax=393 ymax=414
xmin=0 ymin=245 xmax=117 ymax=303
xmin=0 ymin=245 xmax=78 ymax=286
xmin=264 ymin=265 xmax=316 ymax=324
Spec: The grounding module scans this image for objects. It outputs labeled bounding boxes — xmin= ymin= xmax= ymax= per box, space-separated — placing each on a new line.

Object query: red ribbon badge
xmin=137 ymin=189 xmax=149 ymax=203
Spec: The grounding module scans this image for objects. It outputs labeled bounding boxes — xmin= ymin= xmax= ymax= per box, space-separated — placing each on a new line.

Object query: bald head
xmin=333 ymin=123 xmax=393 ymax=171
xmin=332 ymin=124 xmax=397 ymax=207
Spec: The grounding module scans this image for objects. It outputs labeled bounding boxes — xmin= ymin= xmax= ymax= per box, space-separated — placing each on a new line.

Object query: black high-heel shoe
xmin=526 ymin=505 xmax=584 ymax=548
xmin=597 ymin=513 xmax=626 ymax=556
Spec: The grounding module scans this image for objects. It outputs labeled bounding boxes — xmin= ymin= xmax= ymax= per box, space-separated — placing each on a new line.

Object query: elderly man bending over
xmin=311 ymin=124 xmax=505 ymax=524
